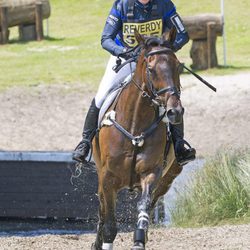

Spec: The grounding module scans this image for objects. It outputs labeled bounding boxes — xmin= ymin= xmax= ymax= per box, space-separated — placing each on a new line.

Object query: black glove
xmin=119 ymin=47 xmax=141 ymax=60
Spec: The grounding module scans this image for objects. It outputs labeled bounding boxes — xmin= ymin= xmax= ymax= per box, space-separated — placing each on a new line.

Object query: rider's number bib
xmin=123 ymin=19 xmax=163 ymax=47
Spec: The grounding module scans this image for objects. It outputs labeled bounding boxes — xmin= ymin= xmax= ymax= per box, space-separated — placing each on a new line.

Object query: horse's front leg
xmin=131 ymin=171 xmax=159 ymax=250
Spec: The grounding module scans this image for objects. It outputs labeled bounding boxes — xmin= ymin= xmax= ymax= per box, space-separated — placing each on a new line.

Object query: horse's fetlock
xmin=103 ymin=223 xmax=117 ymax=243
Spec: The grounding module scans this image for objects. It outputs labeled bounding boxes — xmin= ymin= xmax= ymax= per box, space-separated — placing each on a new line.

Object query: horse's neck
xmin=116 ymin=78 xmax=155 ymax=135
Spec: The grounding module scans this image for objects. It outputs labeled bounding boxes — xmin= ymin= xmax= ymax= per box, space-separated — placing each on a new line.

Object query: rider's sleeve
xmin=101 ymin=1 xmax=125 ymax=56
xmin=163 ymin=1 xmax=189 ymax=51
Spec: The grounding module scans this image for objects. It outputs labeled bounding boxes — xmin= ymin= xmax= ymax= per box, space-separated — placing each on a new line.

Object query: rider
xmin=73 ymin=0 xmax=196 ymax=165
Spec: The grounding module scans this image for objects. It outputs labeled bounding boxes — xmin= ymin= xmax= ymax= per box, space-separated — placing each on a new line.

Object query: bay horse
xmin=92 ymin=30 xmax=184 ymax=250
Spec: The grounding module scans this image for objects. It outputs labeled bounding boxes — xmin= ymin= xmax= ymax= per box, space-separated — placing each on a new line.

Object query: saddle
xmin=98 ymin=74 xmax=132 ymax=128
xmin=98 ymin=75 xmax=170 ymax=128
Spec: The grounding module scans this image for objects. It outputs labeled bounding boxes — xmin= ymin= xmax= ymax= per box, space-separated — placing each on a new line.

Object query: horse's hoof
xmin=131 ymin=242 xmax=145 ymax=250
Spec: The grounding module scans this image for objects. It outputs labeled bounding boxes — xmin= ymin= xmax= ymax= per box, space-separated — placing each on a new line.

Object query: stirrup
xmin=73 ymin=139 xmax=92 ymax=163
xmin=174 ymin=139 xmax=192 ymax=152
xmin=175 ymin=140 xmax=196 ymax=166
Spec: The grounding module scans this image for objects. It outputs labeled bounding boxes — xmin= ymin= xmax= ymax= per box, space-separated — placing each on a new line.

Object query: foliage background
xmin=0 ymin=0 xmax=250 ymax=90
xmin=171 ymin=149 xmax=250 ymax=226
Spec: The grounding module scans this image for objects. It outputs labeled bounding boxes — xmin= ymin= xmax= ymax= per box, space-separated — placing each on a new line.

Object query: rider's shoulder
xmin=112 ymin=0 xmax=128 ymax=13
xmin=114 ymin=0 xmax=130 ymax=7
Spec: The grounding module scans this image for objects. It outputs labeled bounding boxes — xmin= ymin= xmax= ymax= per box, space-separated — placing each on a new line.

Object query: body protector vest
xmin=101 ymin=0 xmax=189 ymax=56
xmin=123 ymin=0 xmax=162 ymax=47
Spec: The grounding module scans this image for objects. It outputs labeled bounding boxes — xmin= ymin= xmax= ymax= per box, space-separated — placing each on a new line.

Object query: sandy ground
xmin=0 ymin=72 xmax=249 ymax=156
xmin=0 ymin=72 xmax=250 ymax=249
xmin=1 ymin=224 xmax=250 ymax=250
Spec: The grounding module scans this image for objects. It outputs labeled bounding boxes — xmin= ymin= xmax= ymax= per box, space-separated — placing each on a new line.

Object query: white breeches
xmin=95 ymin=55 xmax=136 ymax=108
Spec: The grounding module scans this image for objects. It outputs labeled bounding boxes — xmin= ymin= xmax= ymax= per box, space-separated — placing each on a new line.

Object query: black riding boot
xmin=73 ymin=99 xmax=100 ymax=163
xmin=170 ymin=119 xmax=196 ymax=166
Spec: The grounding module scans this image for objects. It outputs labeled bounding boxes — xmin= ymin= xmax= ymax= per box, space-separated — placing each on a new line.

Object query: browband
xmin=145 ymin=48 xmax=172 ymax=58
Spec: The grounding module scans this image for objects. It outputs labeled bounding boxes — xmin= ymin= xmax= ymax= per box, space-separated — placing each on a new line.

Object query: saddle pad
xmin=98 ymin=74 xmax=132 ymax=127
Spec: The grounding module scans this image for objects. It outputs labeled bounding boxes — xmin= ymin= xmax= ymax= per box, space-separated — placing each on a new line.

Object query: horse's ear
xmin=164 ymin=26 xmax=177 ymax=44
xmin=134 ymin=28 xmax=145 ymax=45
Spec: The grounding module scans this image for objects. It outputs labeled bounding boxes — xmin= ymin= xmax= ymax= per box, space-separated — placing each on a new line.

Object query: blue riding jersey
xmin=101 ymin=0 xmax=189 ymax=56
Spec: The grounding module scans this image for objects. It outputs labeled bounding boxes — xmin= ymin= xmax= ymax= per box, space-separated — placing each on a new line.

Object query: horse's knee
xmin=103 ymin=222 xmax=117 ymax=243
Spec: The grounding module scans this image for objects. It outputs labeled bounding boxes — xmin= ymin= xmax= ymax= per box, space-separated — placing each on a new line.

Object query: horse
xmin=92 ymin=29 xmax=184 ymax=250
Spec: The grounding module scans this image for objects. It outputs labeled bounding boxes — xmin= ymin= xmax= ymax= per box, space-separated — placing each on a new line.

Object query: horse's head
xmin=135 ymin=29 xmax=183 ymax=124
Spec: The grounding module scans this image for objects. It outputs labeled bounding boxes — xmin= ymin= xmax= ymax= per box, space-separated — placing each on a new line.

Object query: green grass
xmin=175 ymin=0 xmax=250 ymax=72
xmin=0 ymin=0 xmax=110 ymax=90
xmin=1 ymin=0 xmax=250 ymax=90
xmin=170 ymin=149 xmax=250 ymax=227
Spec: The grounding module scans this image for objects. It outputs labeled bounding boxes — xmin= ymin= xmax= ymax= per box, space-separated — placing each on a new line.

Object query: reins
xmin=182 ymin=64 xmax=217 ymax=92
xmin=112 ymin=45 xmax=140 ymax=73
xmin=113 ymin=44 xmax=217 ymax=93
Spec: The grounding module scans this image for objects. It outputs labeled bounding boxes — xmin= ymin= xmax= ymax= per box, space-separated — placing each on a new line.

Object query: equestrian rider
xmin=73 ymin=0 xmax=196 ymax=165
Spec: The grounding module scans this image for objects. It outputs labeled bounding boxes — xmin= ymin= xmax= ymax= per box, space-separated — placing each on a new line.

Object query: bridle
xmin=114 ymin=41 xmax=217 ymax=95
xmin=131 ymin=47 xmax=180 ymax=106
xmin=108 ymin=45 xmax=182 ymax=191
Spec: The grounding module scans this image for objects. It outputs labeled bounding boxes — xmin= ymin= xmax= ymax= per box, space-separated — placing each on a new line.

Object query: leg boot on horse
xmin=170 ymin=119 xmax=196 ymax=166
xmin=73 ymin=98 xmax=99 ymax=163
xmin=131 ymin=172 xmax=160 ymax=250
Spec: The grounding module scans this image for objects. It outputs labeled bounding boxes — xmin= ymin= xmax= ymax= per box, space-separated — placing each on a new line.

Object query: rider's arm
xmin=163 ymin=1 xmax=189 ymax=51
xmin=101 ymin=1 xmax=125 ymax=56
